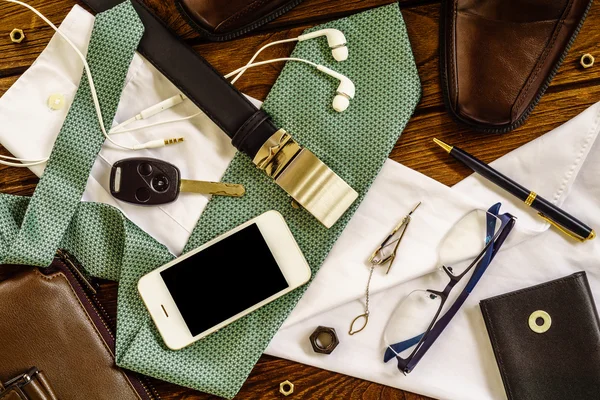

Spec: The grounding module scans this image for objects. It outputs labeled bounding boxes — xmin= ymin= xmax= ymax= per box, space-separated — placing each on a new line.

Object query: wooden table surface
xmin=1 ymin=0 xmax=598 ymax=398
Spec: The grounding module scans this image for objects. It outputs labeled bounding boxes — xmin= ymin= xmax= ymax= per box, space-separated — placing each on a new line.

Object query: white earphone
xmin=316 ymin=65 xmax=355 ymax=113
xmin=298 ymin=29 xmax=348 ymax=62
xmin=1 ymin=0 xmax=185 ymax=168
xmin=230 ymin=28 xmax=348 ymax=84
xmin=225 ymin=57 xmax=355 ymax=112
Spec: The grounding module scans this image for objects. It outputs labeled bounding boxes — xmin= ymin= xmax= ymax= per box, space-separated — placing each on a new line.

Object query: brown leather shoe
xmin=441 ymin=0 xmax=593 ymax=133
xmin=176 ymin=0 xmax=306 ymax=41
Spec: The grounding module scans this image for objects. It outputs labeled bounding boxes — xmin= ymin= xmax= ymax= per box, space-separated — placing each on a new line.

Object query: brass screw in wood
xmin=279 ymin=380 xmax=294 ymax=396
xmin=580 ymin=53 xmax=594 ymax=69
xmin=10 ymin=28 xmax=25 ymax=43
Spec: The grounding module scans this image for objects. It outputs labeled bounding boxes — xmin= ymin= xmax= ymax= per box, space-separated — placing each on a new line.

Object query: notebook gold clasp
xmin=253 ymin=129 xmax=358 ymax=228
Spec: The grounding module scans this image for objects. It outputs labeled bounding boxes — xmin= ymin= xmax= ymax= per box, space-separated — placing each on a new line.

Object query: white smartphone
xmin=137 ymin=210 xmax=311 ymax=350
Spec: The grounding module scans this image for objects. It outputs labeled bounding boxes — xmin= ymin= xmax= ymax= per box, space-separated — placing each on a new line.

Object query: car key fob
xmin=110 ymin=157 xmax=244 ymax=205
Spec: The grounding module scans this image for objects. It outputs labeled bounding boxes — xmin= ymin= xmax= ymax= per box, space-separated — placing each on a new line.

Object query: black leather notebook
xmin=480 ymin=272 xmax=600 ymax=400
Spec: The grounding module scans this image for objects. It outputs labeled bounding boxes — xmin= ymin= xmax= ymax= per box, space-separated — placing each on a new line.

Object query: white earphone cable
xmin=110 ymin=93 xmax=189 ymax=132
xmin=0 ymin=157 xmax=48 ymax=167
xmin=230 ymin=38 xmax=299 ymax=84
xmin=224 ymin=57 xmax=320 ymax=80
xmin=109 ymin=112 xmax=203 ymax=135
xmin=0 ymin=0 xmax=185 ymax=168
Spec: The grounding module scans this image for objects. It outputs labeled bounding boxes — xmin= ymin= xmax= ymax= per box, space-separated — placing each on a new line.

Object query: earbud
xmin=298 ymin=29 xmax=348 ymax=62
xmin=317 ymin=66 xmax=355 ymax=112
xmin=229 ymin=29 xmax=349 ymax=84
xmin=224 ymin=58 xmax=355 ymax=112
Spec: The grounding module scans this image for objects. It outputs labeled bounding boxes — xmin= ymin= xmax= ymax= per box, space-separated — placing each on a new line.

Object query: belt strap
xmin=82 ymin=0 xmax=279 ymax=158
xmin=231 ymin=110 xmax=271 ymax=153
xmin=1 ymin=2 xmax=144 ymax=266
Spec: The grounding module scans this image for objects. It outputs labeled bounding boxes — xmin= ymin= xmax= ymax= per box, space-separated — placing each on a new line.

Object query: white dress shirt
xmin=1 ymin=6 xmax=599 ymax=400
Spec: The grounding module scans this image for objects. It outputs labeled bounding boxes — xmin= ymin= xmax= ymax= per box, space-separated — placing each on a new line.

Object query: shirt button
xmin=48 ymin=93 xmax=65 ymax=110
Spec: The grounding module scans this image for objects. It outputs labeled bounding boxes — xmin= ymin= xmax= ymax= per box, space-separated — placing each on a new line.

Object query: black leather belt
xmin=81 ymin=0 xmax=357 ymax=228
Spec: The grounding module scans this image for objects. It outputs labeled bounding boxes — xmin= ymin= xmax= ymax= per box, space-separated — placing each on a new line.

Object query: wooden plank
xmin=2 ymin=1 xmax=600 ymax=399
xmin=546 ymin=5 xmax=600 ymax=88
xmin=2 ymin=0 xmax=598 ymax=110
xmin=0 ymin=75 xmax=17 ymax=93
xmin=0 ymin=144 xmax=38 ymax=196
xmin=0 ymin=0 xmax=81 ymax=76
xmin=149 ymin=0 xmax=417 ymax=40
xmin=0 ymin=0 xmax=416 ymax=74
xmin=134 ymin=354 xmax=433 ymax=400
xmin=0 ymin=1 xmax=442 ymax=105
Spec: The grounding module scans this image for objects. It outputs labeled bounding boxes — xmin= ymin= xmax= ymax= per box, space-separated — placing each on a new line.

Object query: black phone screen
xmin=160 ymin=223 xmax=289 ymax=336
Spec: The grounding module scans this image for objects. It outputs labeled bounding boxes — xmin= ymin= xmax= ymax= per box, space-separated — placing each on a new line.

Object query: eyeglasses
xmin=382 ymin=204 xmax=516 ymax=374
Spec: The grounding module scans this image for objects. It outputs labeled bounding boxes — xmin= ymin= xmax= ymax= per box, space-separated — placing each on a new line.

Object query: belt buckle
xmin=253 ymin=129 xmax=358 ymax=228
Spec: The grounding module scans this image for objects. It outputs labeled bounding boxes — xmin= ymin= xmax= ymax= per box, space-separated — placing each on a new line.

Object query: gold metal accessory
xmin=529 ymin=310 xmax=552 ymax=333
xmin=369 ymin=202 xmax=421 ymax=274
xmin=164 ymin=137 xmax=184 ymax=146
xmin=179 ymin=179 xmax=245 ymax=197
xmin=309 ymin=326 xmax=339 ymax=354
xmin=349 ymin=202 xmax=421 ymax=335
xmin=348 ymin=267 xmax=372 ymax=336
xmin=10 ymin=28 xmax=25 ymax=43
xmin=433 ymin=138 xmax=453 ymax=154
xmin=279 ymin=380 xmax=294 ymax=396
xmin=253 ymin=129 xmax=358 ymax=228
xmin=524 ymin=191 xmax=537 ymax=207
xmin=537 ymin=213 xmax=593 ymax=242
xmin=581 ymin=53 xmax=595 ymax=68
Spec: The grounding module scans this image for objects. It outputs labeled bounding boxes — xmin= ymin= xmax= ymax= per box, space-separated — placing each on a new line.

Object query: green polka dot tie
xmin=0 ymin=3 xmax=420 ymax=399
xmin=1 ymin=1 xmax=144 ymax=266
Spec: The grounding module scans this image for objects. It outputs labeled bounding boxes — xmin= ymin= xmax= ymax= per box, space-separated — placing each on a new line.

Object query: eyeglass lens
xmin=383 ymin=289 xmax=442 ymax=359
xmin=383 ymin=210 xmax=501 ymax=361
xmin=439 ymin=210 xmax=501 ymax=276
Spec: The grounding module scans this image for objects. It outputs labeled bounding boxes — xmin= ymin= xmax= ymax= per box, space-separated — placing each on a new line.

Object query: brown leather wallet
xmin=0 ymin=368 xmax=58 ymax=400
xmin=441 ymin=0 xmax=593 ymax=133
xmin=175 ymin=0 xmax=306 ymax=41
xmin=0 ymin=252 xmax=159 ymax=400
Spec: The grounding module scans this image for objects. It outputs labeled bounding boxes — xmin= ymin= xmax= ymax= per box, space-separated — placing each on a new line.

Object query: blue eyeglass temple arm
xmin=384 ymin=204 xmax=515 ymax=369
xmin=404 ymin=206 xmax=515 ymax=372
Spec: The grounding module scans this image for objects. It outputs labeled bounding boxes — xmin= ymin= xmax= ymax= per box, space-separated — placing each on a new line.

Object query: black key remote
xmin=110 ymin=157 xmax=244 ymax=205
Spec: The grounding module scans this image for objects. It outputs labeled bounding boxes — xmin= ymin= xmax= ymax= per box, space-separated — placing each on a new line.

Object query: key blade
xmin=179 ymin=179 xmax=245 ymax=197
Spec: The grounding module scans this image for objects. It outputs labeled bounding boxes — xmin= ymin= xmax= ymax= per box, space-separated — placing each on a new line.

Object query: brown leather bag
xmin=0 ymin=252 xmax=159 ymax=400
xmin=175 ymin=0 xmax=306 ymax=41
xmin=441 ymin=0 xmax=593 ymax=133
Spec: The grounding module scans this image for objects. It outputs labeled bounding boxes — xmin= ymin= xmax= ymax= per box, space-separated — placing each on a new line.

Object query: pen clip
xmin=537 ymin=212 xmax=595 ymax=242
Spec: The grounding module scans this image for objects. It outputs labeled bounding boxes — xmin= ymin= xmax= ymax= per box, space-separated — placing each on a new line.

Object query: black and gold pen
xmin=433 ymin=138 xmax=595 ymax=242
